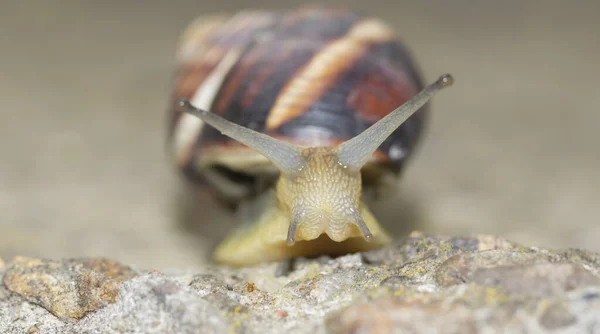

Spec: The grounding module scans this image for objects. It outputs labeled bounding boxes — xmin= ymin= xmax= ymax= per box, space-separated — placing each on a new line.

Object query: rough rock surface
xmin=2 ymin=257 xmax=137 ymax=322
xmin=1 ymin=233 xmax=599 ymax=333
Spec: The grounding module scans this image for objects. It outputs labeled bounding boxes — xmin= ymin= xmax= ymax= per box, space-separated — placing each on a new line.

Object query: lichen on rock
xmin=1 ymin=234 xmax=599 ymax=333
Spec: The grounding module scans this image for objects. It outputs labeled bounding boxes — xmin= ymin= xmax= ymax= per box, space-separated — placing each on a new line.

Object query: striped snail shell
xmin=168 ymin=6 xmax=454 ymax=266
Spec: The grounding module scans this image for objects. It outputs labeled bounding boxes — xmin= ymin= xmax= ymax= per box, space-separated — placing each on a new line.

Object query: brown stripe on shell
xmin=168 ymin=47 xmax=226 ymax=138
xmin=169 ymin=11 xmax=280 ymax=167
xmin=180 ymin=6 xmax=365 ymax=150
xmin=170 ymin=11 xmax=279 ymax=119
xmin=169 ymin=14 xmax=231 ymax=134
xmin=276 ymin=5 xmax=359 ymax=40
xmin=177 ymin=11 xmax=277 ymax=64
xmin=175 ymin=48 xmax=227 ymax=98
xmin=265 ymin=18 xmax=396 ymax=130
xmin=343 ymin=38 xmax=427 ymax=170
xmin=212 ymin=44 xmax=265 ymax=115
xmin=174 ymin=48 xmax=245 ymax=167
xmin=209 ymin=6 xmax=362 ymax=119
xmin=240 ymin=44 xmax=296 ymax=111
xmin=198 ymin=12 xmax=282 ymax=118
xmin=347 ymin=52 xmax=419 ymax=123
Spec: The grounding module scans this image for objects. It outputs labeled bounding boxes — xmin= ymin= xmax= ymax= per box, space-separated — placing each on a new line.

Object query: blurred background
xmin=1 ymin=1 xmax=598 ymax=270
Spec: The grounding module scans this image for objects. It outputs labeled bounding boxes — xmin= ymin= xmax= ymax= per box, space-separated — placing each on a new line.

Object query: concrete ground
xmin=1 ymin=1 xmax=599 ymax=270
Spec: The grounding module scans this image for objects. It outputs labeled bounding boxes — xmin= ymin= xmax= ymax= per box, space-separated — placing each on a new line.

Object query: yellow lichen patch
xmin=300 ymin=264 xmax=321 ymax=282
xmin=438 ymin=239 xmax=451 ymax=253
xmin=398 ymin=262 xmax=429 ymax=278
xmin=484 ymin=287 xmax=507 ymax=304
xmin=223 ymin=304 xmax=251 ymax=333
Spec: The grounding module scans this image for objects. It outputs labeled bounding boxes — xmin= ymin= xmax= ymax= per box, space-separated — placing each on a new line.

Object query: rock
xmin=472 ymin=262 xmax=600 ymax=297
xmin=325 ymin=297 xmax=478 ymax=334
xmin=538 ymin=300 xmax=577 ymax=330
xmin=72 ymin=272 xmax=229 ymax=333
xmin=1 ymin=234 xmax=599 ymax=333
xmin=2 ymin=257 xmax=136 ymax=322
xmin=435 ymin=249 xmax=600 ymax=297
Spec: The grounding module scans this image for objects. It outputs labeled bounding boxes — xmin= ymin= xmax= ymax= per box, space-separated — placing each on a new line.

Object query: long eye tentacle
xmin=336 ymin=74 xmax=454 ymax=171
xmin=178 ymin=99 xmax=306 ymax=173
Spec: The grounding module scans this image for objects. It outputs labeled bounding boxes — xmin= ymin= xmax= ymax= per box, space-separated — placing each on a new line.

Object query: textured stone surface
xmin=1 ymin=234 xmax=600 ymax=333
xmin=2 ymin=257 xmax=137 ymax=322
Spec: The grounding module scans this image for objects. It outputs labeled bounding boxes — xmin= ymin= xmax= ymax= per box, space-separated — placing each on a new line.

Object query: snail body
xmin=168 ymin=6 xmax=453 ymax=266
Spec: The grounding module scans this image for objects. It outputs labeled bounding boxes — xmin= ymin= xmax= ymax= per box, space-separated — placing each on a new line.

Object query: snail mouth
xmin=215 ymin=231 xmax=390 ymax=267
xmin=277 ymin=234 xmax=384 ymax=260
xmin=213 ymin=198 xmax=391 ymax=267
xmin=287 ymin=220 xmax=372 ymax=246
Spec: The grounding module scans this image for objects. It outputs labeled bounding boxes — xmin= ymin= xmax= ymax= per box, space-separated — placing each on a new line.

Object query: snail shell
xmin=168 ymin=6 xmax=453 ymax=266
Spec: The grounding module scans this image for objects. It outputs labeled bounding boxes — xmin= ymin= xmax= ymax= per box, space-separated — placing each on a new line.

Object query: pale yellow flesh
xmin=214 ymin=198 xmax=391 ymax=267
xmin=212 ymin=146 xmax=394 ymax=267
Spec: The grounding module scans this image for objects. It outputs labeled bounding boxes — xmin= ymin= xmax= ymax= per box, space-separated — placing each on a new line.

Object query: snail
xmin=168 ymin=6 xmax=454 ymax=267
